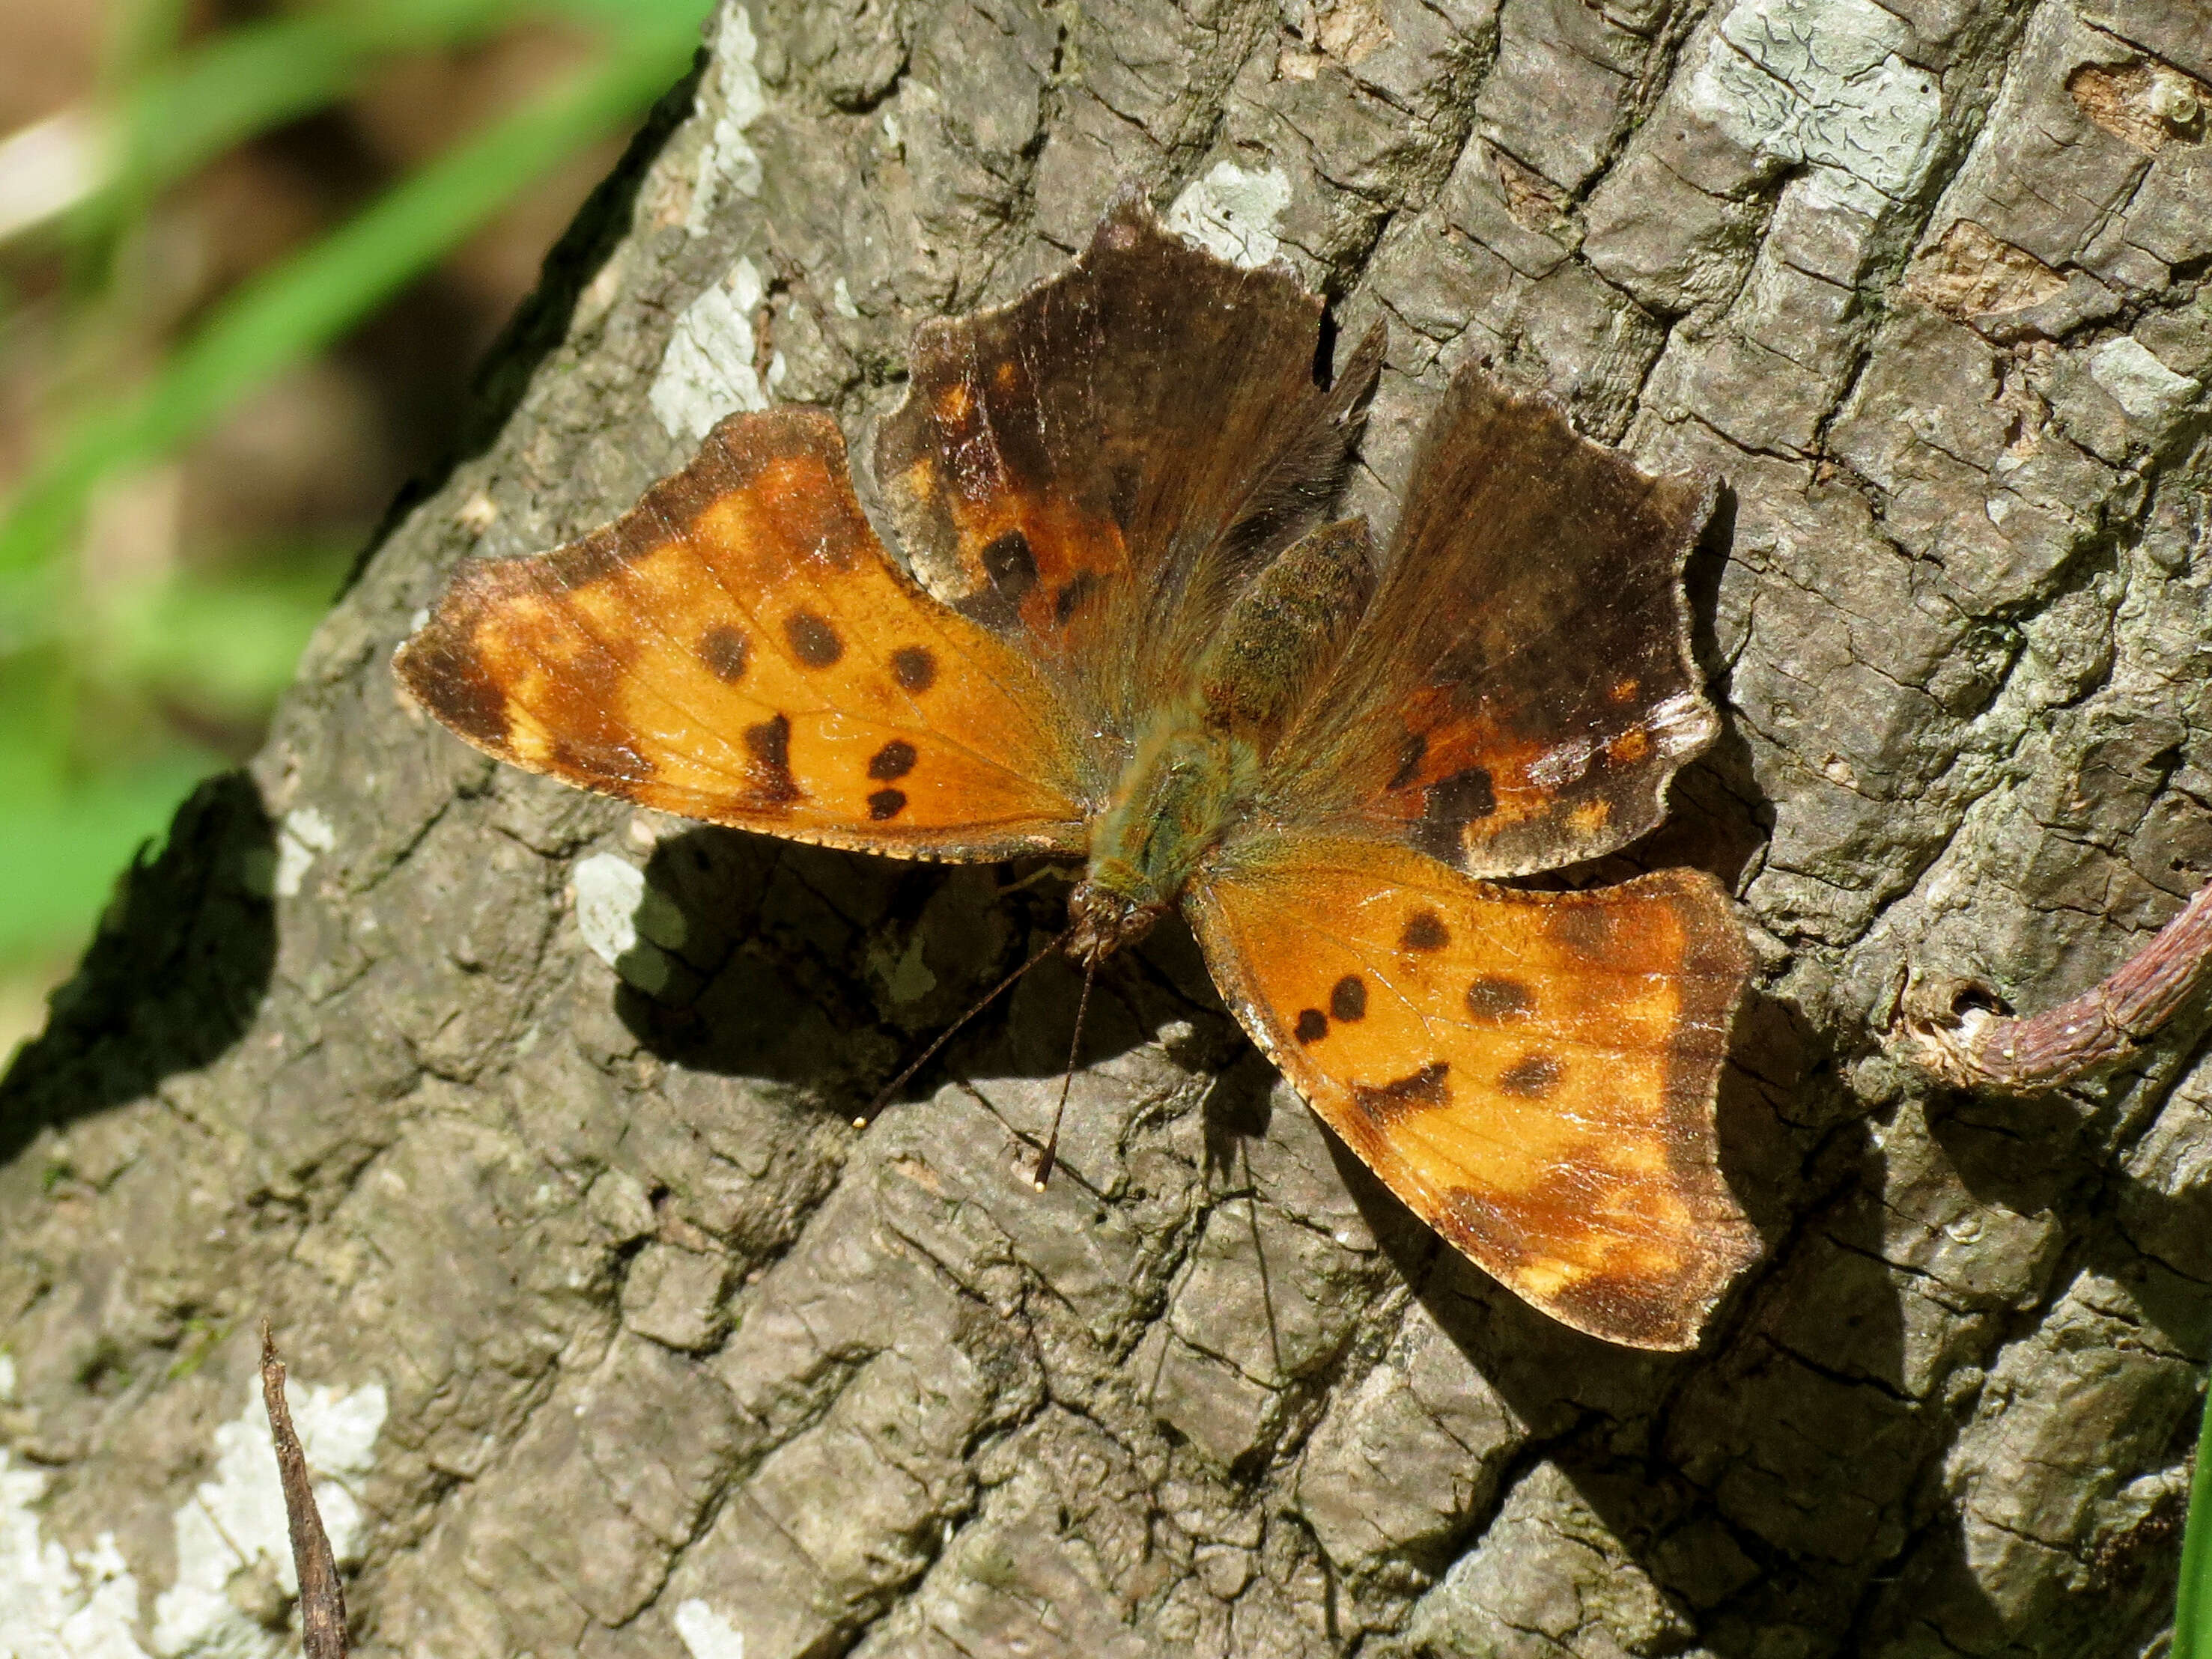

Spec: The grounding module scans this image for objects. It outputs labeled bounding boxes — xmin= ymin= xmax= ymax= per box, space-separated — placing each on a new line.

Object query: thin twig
xmin=1895 ymin=880 xmax=2212 ymax=1091
xmin=260 ymin=1321 xmax=348 ymax=1659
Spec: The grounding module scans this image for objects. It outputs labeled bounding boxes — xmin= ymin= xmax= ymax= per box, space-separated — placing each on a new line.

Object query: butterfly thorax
xmin=1067 ymin=516 xmax=1376 ymax=964
xmin=1069 ymin=712 xmax=1256 ymax=959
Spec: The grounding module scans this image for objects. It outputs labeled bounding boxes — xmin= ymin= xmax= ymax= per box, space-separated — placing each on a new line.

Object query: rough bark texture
xmin=4 ymin=1 xmax=2212 ymax=1655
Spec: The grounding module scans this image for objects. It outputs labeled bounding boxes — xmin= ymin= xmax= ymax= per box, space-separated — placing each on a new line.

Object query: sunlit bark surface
xmin=4 ymin=1 xmax=2211 ymax=1654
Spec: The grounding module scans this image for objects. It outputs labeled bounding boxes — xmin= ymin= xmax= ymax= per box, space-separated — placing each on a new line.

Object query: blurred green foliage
xmin=2184 ymin=1381 xmax=2212 ymax=1659
xmin=0 ymin=0 xmax=708 ymax=985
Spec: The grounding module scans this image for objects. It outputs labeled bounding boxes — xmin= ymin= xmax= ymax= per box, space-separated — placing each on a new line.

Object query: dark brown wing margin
xmin=874 ymin=187 xmax=1381 ymax=740
xmin=1266 ymin=367 xmax=1719 ymax=879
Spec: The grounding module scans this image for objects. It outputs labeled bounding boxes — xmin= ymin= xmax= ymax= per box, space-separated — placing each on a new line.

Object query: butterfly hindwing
xmin=1270 ymin=368 xmax=1719 ymax=878
xmin=875 ymin=190 xmax=1380 ymax=735
xmin=1187 ymin=832 xmax=1757 ymax=1349
xmin=395 ymin=407 xmax=1096 ymax=859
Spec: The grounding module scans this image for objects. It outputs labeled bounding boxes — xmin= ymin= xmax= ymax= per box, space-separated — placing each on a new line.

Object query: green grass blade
xmin=0 ymin=761 xmax=212 ymax=964
xmin=66 ymin=0 xmax=708 ymax=224
xmin=2176 ymin=1375 xmax=2212 ymax=1658
xmin=541 ymin=0 xmax=714 ymax=26
xmin=0 ymin=22 xmax=699 ymax=576
xmin=104 ymin=6 xmax=514 ymax=214
xmin=72 ymin=0 xmax=194 ymax=283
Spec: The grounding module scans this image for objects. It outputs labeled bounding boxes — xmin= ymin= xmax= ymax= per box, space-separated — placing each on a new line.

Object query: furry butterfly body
xmin=396 ymin=192 xmax=1758 ymax=1350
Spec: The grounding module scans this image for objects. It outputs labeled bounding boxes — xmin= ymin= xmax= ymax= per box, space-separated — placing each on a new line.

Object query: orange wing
xmin=395 ymin=407 xmax=1098 ymax=860
xmin=1186 ymin=833 xmax=1756 ymax=1349
xmin=1267 ymin=368 xmax=1719 ymax=878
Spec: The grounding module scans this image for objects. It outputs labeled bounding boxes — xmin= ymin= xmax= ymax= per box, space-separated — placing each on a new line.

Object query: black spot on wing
xmin=1053 ymin=570 xmax=1101 ymax=626
xmin=548 ymin=734 xmax=651 ymax=782
xmin=698 ymin=624 xmax=749 ymax=683
xmin=1330 ymin=975 xmax=1367 ymax=1022
xmin=1466 ymin=976 xmax=1534 ymax=1023
xmin=1295 ymin=1008 xmax=1328 ymax=1044
xmin=1498 ymin=1053 xmax=1562 ymax=1098
xmin=867 ymin=788 xmax=908 ymax=821
xmin=1400 ymin=910 xmax=1449 ymax=951
xmin=868 ymin=740 xmax=918 ymax=781
xmin=742 ymin=713 xmax=800 ymax=808
xmin=891 ymin=645 xmax=938 ymax=692
xmin=1353 ymin=1060 xmax=1452 ymax=1124
xmin=785 ymin=610 xmax=844 ymax=669
xmin=981 ymin=530 xmax=1039 ymax=603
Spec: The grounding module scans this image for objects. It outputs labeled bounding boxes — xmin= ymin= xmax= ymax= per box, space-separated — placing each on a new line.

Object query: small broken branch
xmin=260 ymin=1321 xmax=350 ymax=1659
xmin=1895 ymin=880 xmax=2212 ymax=1092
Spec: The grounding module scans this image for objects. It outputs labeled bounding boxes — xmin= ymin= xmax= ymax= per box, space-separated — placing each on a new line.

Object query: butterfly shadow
xmin=610 ymin=824 xmax=1206 ymax=1119
xmin=1263 ymin=477 xmax=2006 ymax=1634
xmin=0 ymin=772 xmax=279 ymax=1170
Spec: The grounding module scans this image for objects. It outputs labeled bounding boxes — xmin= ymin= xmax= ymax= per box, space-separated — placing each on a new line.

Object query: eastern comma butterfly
xmin=395 ymin=190 xmax=1758 ymax=1350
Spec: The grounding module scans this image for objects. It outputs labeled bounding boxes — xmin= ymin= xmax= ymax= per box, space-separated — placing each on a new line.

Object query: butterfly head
xmin=1065 ymin=868 xmax=1167 ymax=964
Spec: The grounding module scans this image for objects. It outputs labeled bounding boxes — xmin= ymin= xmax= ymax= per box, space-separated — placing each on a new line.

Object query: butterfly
xmin=393 ymin=189 xmax=1759 ymax=1350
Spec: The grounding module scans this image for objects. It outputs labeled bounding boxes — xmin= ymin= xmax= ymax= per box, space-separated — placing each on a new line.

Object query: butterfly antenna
xmin=1033 ymin=949 xmax=1099 ymax=1191
xmin=854 ymin=928 xmax=1070 ymax=1129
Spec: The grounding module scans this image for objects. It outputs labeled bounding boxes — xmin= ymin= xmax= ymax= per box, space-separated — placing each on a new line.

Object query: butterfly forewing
xmin=396 ymin=407 xmax=1096 ymax=860
xmin=875 ymin=190 xmax=1378 ymax=736
xmin=1271 ymin=370 xmax=1719 ymax=879
xmin=1187 ymin=832 xmax=1757 ymax=1348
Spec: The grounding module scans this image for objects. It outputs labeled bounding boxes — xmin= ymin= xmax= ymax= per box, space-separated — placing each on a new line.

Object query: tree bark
xmin=5 ymin=1 xmax=2211 ymax=1655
